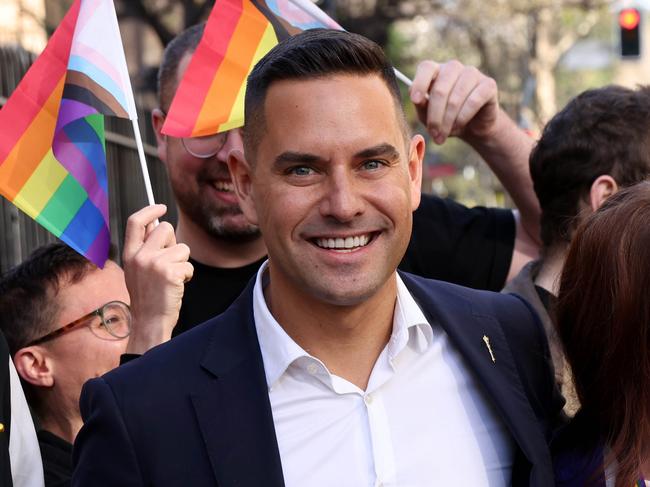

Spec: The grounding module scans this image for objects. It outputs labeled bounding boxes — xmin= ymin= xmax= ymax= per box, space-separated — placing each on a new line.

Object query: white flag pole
xmin=131 ymin=117 xmax=156 ymax=207
xmin=286 ymin=0 xmax=413 ymax=87
xmin=104 ymin=0 xmax=156 ymax=208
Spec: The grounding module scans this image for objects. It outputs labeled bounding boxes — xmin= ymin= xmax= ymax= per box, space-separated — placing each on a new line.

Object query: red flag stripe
xmin=0 ymin=0 xmax=80 ymax=164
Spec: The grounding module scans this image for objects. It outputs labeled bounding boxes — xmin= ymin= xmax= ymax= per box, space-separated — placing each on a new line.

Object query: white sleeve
xmin=8 ymin=357 xmax=44 ymax=487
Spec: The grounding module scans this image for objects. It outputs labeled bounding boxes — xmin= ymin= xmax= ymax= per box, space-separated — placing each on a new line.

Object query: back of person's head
xmin=530 ymin=85 xmax=650 ymax=249
xmin=157 ymin=23 xmax=205 ymax=111
xmin=0 ymin=243 xmax=95 ymax=355
xmin=556 ymin=181 xmax=650 ymax=486
xmin=243 ymin=29 xmax=406 ymax=157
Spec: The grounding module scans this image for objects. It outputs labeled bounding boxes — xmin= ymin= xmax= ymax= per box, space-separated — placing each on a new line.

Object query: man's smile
xmin=311 ymin=232 xmax=378 ymax=252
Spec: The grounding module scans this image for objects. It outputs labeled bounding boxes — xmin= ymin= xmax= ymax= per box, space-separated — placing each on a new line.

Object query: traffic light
xmin=619 ymin=8 xmax=641 ymax=58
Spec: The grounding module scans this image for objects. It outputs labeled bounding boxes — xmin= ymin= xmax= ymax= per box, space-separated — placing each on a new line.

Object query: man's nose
xmin=319 ymin=170 xmax=365 ymax=222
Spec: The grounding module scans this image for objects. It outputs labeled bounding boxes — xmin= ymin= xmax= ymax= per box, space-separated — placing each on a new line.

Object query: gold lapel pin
xmin=483 ymin=335 xmax=496 ymax=363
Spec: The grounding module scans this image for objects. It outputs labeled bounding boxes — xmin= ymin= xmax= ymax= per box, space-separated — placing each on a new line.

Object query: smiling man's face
xmin=233 ymin=74 xmax=424 ymax=306
xmin=153 ymin=52 xmax=259 ymax=240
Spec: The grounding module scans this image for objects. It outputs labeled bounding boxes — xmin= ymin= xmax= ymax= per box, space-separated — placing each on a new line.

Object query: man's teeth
xmin=214 ymin=181 xmax=234 ymax=192
xmin=315 ymin=234 xmax=371 ymax=251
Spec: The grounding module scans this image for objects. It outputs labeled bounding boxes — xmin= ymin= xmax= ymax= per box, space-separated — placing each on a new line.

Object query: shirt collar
xmin=252 ymin=262 xmax=433 ymax=389
xmin=389 ymin=273 xmax=433 ymax=359
xmin=253 ymin=261 xmax=309 ymax=389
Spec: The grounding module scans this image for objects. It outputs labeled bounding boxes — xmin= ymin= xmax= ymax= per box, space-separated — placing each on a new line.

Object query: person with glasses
xmin=0 ymin=205 xmax=192 ymax=487
xmin=151 ymin=23 xmax=541 ymax=336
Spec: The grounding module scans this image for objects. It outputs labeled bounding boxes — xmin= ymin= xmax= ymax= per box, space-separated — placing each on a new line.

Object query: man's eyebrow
xmin=354 ymin=143 xmax=400 ymax=160
xmin=273 ymin=152 xmax=327 ymax=166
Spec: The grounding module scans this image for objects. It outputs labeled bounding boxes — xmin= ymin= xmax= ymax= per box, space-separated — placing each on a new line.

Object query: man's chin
xmin=206 ymin=217 xmax=261 ymax=242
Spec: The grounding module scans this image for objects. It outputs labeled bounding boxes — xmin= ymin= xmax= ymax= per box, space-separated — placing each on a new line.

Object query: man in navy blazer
xmin=73 ymin=30 xmax=563 ymax=487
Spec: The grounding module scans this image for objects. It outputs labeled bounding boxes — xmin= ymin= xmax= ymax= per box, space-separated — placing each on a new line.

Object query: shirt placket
xmin=364 ymin=388 xmax=397 ymax=486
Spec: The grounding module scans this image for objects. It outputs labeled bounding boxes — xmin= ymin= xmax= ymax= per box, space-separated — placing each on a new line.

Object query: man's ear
xmin=13 ymin=347 xmax=54 ymax=388
xmin=589 ymin=175 xmax=619 ymax=211
xmin=408 ymin=134 xmax=425 ymax=211
xmin=151 ymin=108 xmax=168 ymax=163
xmin=227 ymin=150 xmax=259 ymax=225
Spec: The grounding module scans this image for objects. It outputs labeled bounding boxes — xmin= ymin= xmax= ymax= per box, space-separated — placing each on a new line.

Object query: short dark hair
xmin=0 ymin=244 xmax=99 ymax=354
xmin=243 ymin=29 xmax=406 ymax=158
xmin=530 ymin=85 xmax=650 ymax=248
xmin=157 ymin=23 xmax=205 ymax=111
xmin=556 ymin=181 xmax=650 ymax=487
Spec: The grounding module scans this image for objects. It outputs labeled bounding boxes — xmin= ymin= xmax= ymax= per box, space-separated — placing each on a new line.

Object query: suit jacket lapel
xmin=401 ymin=273 xmax=550 ymax=479
xmin=190 ymin=282 xmax=285 ymax=487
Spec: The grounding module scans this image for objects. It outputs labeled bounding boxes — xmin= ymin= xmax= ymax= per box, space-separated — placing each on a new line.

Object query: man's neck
xmin=38 ymin=406 xmax=81 ymax=445
xmin=266 ymin=272 xmax=397 ymax=391
xmin=534 ymin=245 xmax=568 ymax=296
xmin=176 ymin=213 xmax=267 ymax=268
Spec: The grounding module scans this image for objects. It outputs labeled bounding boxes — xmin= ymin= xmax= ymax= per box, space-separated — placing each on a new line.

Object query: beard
xmin=171 ymin=166 xmax=261 ymax=242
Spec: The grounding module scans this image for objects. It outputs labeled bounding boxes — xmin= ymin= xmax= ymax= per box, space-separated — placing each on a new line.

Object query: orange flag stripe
xmin=0 ymin=77 xmax=65 ymax=201
xmin=217 ymin=22 xmax=277 ymax=132
xmin=193 ymin=1 xmax=272 ymax=136
xmin=0 ymin=1 xmax=79 ymax=164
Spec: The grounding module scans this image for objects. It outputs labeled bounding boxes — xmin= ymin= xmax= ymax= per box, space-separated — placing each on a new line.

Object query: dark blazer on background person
xmin=72 ymin=272 xmax=565 ymax=487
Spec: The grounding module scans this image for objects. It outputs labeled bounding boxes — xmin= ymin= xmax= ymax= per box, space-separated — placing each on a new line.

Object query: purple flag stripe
xmin=52 ymin=128 xmax=109 ymax=226
xmin=85 ymin=223 xmax=110 ymax=268
xmin=55 ymin=98 xmax=98 ymax=132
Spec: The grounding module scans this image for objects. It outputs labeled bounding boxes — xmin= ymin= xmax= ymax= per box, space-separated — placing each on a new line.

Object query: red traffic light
xmin=619 ymin=8 xmax=640 ymax=30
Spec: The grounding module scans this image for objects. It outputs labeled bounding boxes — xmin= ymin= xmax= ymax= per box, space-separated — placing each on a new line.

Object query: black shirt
xmin=38 ymin=430 xmax=72 ymax=487
xmin=174 ymin=194 xmax=515 ymax=333
xmin=174 ymin=257 xmax=267 ymax=335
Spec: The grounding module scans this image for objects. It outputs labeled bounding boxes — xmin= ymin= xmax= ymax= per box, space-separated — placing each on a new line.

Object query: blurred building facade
xmin=0 ymin=0 xmax=47 ymax=53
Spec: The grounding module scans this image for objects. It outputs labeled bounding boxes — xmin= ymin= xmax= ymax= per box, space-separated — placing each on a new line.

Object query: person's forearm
xmin=464 ymin=109 xmax=541 ymax=245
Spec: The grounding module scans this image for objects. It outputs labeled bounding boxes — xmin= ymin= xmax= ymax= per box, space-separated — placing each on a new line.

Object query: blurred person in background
xmin=152 ymin=23 xmax=541 ymax=333
xmin=504 ymin=85 xmax=650 ymax=416
xmin=0 ymin=205 xmax=191 ymax=487
xmin=553 ymin=181 xmax=650 ymax=487
xmin=0 ymin=329 xmax=44 ymax=487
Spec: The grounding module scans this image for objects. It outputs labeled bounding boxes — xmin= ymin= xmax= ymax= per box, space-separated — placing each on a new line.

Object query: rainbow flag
xmin=162 ymin=0 xmax=343 ymax=138
xmin=0 ymin=0 xmax=137 ymax=267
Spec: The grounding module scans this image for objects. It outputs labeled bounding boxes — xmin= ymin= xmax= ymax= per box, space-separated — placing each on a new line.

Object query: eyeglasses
xmin=181 ymin=132 xmax=228 ymax=159
xmin=160 ymin=110 xmax=228 ymax=158
xmin=27 ymin=301 xmax=132 ymax=346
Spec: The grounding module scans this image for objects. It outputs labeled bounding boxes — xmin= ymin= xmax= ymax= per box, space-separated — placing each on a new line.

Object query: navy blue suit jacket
xmin=72 ymin=273 xmax=564 ymax=487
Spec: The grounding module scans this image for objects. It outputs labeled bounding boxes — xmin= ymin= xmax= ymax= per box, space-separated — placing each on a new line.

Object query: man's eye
xmin=288 ymin=166 xmax=315 ymax=176
xmin=362 ymin=160 xmax=384 ymax=171
xmin=104 ymin=315 xmax=121 ymax=325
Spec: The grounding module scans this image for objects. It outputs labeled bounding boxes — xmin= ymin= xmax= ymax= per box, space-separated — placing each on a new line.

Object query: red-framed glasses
xmin=26 ymin=301 xmax=132 ymax=346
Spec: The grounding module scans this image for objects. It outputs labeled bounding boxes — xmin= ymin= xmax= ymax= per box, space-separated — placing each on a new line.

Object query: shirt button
xmin=307 ymin=363 xmax=319 ymax=375
xmin=364 ymin=394 xmax=373 ymax=405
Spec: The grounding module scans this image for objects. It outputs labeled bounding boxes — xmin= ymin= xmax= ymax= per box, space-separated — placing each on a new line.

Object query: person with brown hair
xmin=553 ymin=181 xmax=650 ymax=487
xmin=0 ymin=205 xmax=191 ymax=486
xmin=504 ymin=84 xmax=650 ymax=416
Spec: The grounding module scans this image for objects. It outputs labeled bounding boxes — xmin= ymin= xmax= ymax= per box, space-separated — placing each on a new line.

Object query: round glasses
xmin=27 ymin=301 xmax=132 ymax=346
xmin=181 ymin=132 xmax=228 ymax=159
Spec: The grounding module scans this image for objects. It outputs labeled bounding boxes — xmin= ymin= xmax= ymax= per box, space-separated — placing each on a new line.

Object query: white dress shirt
xmin=253 ymin=262 xmax=514 ymax=487
xmin=8 ymin=357 xmax=44 ymax=487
